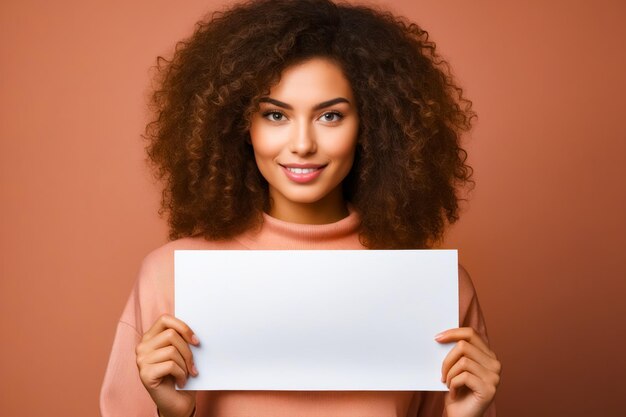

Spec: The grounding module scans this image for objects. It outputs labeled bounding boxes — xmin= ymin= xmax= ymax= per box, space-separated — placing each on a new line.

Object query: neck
xmin=268 ymin=188 xmax=349 ymax=225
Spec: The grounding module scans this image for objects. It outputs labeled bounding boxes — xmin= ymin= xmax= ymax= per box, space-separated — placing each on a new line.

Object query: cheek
xmin=249 ymin=124 xmax=278 ymax=161
xmin=325 ymin=127 xmax=358 ymax=162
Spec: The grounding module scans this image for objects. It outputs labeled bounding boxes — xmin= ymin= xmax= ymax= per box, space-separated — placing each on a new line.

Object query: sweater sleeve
xmin=100 ymin=253 xmax=173 ymax=417
xmin=415 ymin=264 xmax=497 ymax=417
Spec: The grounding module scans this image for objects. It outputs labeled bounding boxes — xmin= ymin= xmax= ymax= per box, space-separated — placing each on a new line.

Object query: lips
xmin=279 ymin=163 xmax=327 ymax=183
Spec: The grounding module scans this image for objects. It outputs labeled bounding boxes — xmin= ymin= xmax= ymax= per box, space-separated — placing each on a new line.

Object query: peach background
xmin=1 ymin=0 xmax=625 ymax=416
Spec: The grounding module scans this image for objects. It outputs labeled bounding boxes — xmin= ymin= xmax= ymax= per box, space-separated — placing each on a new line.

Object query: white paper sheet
xmin=175 ymin=249 xmax=458 ymax=391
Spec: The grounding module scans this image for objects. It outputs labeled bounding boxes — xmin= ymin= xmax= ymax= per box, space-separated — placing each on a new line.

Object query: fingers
xmin=139 ymin=314 xmax=199 ymax=376
xmin=435 ymin=327 xmax=501 ymax=408
xmin=136 ymin=314 xmax=201 ymax=392
xmin=141 ymin=327 xmax=198 ymax=377
xmin=145 ymin=346 xmax=189 ymax=381
xmin=440 ymin=340 xmax=497 ymax=383
xmin=435 ymin=327 xmax=493 ymax=357
xmin=444 ymin=356 xmax=500 ymax=390
xmin=436 ymin=327 xmax=499 ymax=383
xmin=140 ymin=359 xmax=189 ymax=389
xmin=144 ymin=314 xmax=200 ymax=347
xmin=448 ymin=371 xmax=496 ymax=402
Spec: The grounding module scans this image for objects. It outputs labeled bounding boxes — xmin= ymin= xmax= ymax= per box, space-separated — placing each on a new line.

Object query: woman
xmin=100 ymin=1 xmax=501 ymax=416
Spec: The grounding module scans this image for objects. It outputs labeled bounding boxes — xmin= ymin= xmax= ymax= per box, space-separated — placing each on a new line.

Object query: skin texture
xmin=436 ymin=328 xmax=501 ymax=417
xmin=249 ymin=58 xmax=359 ymax=225
xmin=136 ymin=56 xmax=501 ymax=417
xmin=136 ymin=314 xmax=199 ymax=417
xmin=145 ymin=0 xmax=476 ymax=248
xmin=136 ymin=1 xmax=498 ymax=415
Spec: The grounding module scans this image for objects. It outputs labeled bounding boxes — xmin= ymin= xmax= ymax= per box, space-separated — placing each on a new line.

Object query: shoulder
xmin=129 ymin=236 xmax=242 ymax=326
xmin=458 ymin=263 xmax=478 ymax=301
xmin=141 ymin=236 xmax=211 ymax=271
xmin=136 ymin=236 xmax=241 ymax=296
xmin=140 ymin=235 xmax=245 ymax=275
xmin=457 ymin=263 xmax=489 ymax=338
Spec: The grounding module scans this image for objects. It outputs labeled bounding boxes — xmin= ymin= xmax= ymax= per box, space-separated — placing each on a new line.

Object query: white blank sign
xmin=175 ymin=250 xmax=458 ymax=391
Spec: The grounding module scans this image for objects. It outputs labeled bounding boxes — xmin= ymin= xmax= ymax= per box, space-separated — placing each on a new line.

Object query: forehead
xmin=265 ymin=57 xmax=354 ymax=104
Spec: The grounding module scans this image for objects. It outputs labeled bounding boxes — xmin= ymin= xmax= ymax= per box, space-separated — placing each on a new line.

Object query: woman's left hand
xmin=435 ymin=327 xmax=501 ymax=417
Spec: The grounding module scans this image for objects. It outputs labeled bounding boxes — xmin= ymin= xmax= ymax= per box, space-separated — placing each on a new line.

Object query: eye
xmin=262 ymin=110 xmax=287 ymax=122
xmin=319 ymin=111 xmax=343 ymax=123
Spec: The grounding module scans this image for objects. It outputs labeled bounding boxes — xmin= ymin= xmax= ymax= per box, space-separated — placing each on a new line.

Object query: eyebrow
xmin=258 ymin=97 xmax=350 ymax=111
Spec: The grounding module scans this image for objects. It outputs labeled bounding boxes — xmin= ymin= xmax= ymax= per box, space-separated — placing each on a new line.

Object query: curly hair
xmin=145 ymin=0 xmax=476 ymax=249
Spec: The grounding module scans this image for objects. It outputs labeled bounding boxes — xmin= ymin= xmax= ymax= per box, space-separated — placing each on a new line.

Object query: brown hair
xmin=145 ymin=0 xmax=475 ymax=248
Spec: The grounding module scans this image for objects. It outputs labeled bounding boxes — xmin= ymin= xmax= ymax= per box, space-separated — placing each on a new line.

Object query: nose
xmin=289 ymin=122 xmax=317 ymax=156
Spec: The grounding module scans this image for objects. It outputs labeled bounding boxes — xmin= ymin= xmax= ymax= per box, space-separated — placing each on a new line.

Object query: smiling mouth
xmin=279 ymin=164 xmax=328 ymax=183
xmin=279 ymin=164 xmax=327 ymax=173
xmin=285 ymin=167 xmax=321 ymax=174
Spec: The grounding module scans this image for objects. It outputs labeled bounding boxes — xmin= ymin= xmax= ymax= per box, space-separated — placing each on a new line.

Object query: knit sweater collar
xmin=234 ymin=206 xmax=365 ymax=250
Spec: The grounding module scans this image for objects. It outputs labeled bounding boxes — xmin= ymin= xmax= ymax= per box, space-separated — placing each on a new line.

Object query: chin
xmin=279 ymin=187 xmax=334 ymax=204
xmin=285 ymin=194 xmax=329 ymax=205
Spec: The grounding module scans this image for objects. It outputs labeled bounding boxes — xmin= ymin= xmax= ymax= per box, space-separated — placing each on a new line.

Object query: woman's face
xmin=249 ymin=57 xmax=359 ymax=224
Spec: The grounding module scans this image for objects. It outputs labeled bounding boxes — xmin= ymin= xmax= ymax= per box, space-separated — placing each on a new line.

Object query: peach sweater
xmin=100 ymin=210 xmax=496 ymax=417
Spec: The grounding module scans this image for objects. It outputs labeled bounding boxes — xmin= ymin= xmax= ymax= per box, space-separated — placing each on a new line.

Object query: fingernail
xmin=191 ymin=334 xmax=199 ymax=345
xmin=434 ymin=332 xmax=444 ymax=341
xmin=193 ymin=364 xmax=199 ymax=376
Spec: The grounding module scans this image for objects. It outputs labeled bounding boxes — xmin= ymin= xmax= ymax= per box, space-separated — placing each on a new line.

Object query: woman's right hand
xmin=136 ymin=314 xmax=200 ymax=417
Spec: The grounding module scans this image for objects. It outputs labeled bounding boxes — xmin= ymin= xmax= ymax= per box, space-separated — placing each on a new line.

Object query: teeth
xmin=287 ymin=167 xmax=318 ymax=174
